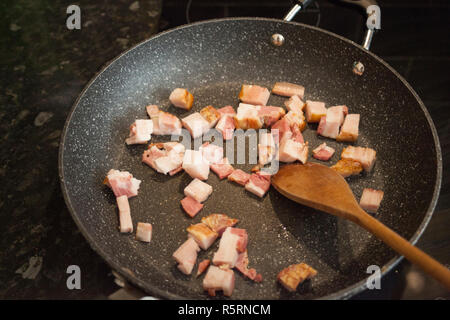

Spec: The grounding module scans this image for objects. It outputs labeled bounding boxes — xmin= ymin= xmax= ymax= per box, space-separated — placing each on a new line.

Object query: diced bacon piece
xmin=210 ymin=157 xmax=234 ymax=179
xmin=245 ymin=173 xmax=271 ymax=197
xmin=337 ymin=114 xmax=360 ymax=142
xmin=215 ymin=115 xmax=235 ymax=140
xmin=142 ymin=142 xmax=185 ymax=175
xmin=272 ymin=82 xmax=305 ymax=98
xmin=284 ymin=95 xmax=305 ymax=113
xmin=277 ymin=263 xmax=317 ymax=292
xmin=105 ymin=169 xmax=141 ymax=198
xmin=291 ymin=125 xmax=304 ymax=143
xmin=125 ymin=119 xmax=153 ymax=145
xmin=305 ymin=100 xmax=326 ymax=123
xmin=259 ymin=132 xmax=275 ymax=147
xmin=278 ymin=139 xmax=308 ymax=164
xmin=164 ymin=141 xmax=186 ymax=154
xmin=169 ymin=88 xmax=194 ymax=110
xmin=116 ymin=195 xmax=133 ymax=233
xmin=153 ymin=153 xmax=183 ymax=175
xmin=203 ymin=265 xmax=235 ymax=297
xmin=180 ymin=196 xmax=204 ymax=218
xmin=212 ymin=227 xmax=241 ymax=267
xmin=142 ymin=145 xmax=166 ymax=169
xmin=271 ymin=118 xmax=292 ymax=142
xmin=257 ymin=106 xmax=285 ymax=127
xmin=199 ymin=142 xmax=223 ymax=164
xmin=136 ymin=222 xmax=152 ymax=242
xmin=182 ymin=149 xmax=210 ymax=180
xmin=331 ymin=159 xmax=363 ymax=177
xmin=360 ymin=188 xmax=384 ymax=213
xmin=200 ymin=105 xmax=221 ymax=128
xmin=239 ymin=84 xmax=270 ymax=106
xmin=284 ymin=110 xmax=306 ymax=131
xmin=341 ymin=146 xmax=376 ymax=172
xmin=234 ymin=103 xmax=263 ymax=130
xmin=317 ymin=106 xmax=347 ymax=139
xmin=173 ymin=238 xmax=200 ymax=275
xmin=184 ymin=178 xmax=213 ymax=203
xmin=228 ymin=169 xmax=251 ymax=186
xmin=197 ymin=259 xmax=210 ymax=277
xmin=217 ymin=106 xmax=236 ymax=116
xmin=181 ymin=112 xmax=210 ymax=139
xmin=187 ymin=223 xmax=219 ymax=250
xmin=312 ymin=143 xmax=335 ymax=161
xmin=235 ymin=250 xmax=262 ymax=282
xmin=201 ymin=214 xmax=239 ymax=236
xmin=258 ymin=145 xmax=276 ymax=165
xmin=146 ymin=105 xmax=182 ymax=136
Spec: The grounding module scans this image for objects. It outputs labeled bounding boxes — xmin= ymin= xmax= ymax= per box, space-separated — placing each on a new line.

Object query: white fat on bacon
xmin=172 ymin=238 xmax=200 ymax=275
xmin=278 ymin=138 xmax=308 ymax=164
xmin=181 ymin=112 xmax=210 ymax=139
xmin=142 ymin=142 xmax=185 ymax=175
xmin=305 ymin=100 xmax=326 ymax=123
xmin=258 ymin=132 xmax=276 ymax=166
xmin=337 ymin=114 xmax=360 ymax=142
xmin=187 ymin=223 xmax=219 ymax=250
xmin=203 ymin=265 xmax=235 ymax=297
xmin=184 ymin=178 xmax=213 ymax=203
xmin=257 ymin=106 xmax=285 ymax=127
xmin=116 ymin=195 xmax=133 ymax=233
xmin=272 ymin=82 xmax=305 ymax=99
xmin=125 ymin=119 xmax=153 ymax=145
xmin=212 ymin=227 xmax=248 ymax=268
xmin=201 ymin=214 xmax=239 ymax=236
xmin=216 ymin=106 xmax=236 ymax=140
xmin=182 ymin=149 xmax=210 ymax=180
xmin=136 ymin=222 xmax=152 ymax=242
xmin=341 ymin=146 xmax=376 ymax=172
xmin=234 ymin=103 xmax=263 ymax=130
xmin=284 ymin=95 xmax=305 ymax=114
xmin=238 ymin=84 xmax=270 ymax=106
xmin=200 ymin=106 xmax=221 ymax=128
xmin=360 ymin=188 xmax=384 ymax=213
xmin=317 ymin=105 xmax=348 ymax=139
xmin=105 ymin=169 xmax=141 ymax=198
xmin=199 ymin=142 xmax=223 ymax=164
xmin=245 ymin=172 xmax=271 ymax=198
xmin=146 ymin=105 xmax=182 ymax=136
xmin=169 ymin=88 xmax=194 ymax=110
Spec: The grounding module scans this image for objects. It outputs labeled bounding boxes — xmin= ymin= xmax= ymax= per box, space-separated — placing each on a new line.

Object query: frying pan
xmin=58 ymin=13 xmax=442 ymax=299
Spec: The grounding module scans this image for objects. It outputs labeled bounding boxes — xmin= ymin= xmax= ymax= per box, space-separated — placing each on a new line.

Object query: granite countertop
xmin=0 ymin=0 xmax=448 ymax=299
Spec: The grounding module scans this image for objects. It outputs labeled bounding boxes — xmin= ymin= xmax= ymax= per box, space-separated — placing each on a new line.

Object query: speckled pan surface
xmin=59 ymin=18 xmax=441 ymax=299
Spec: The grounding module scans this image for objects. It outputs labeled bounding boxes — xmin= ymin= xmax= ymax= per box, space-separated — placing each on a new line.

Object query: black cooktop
xmin=0 ymin=0 xmax=448 ymax=299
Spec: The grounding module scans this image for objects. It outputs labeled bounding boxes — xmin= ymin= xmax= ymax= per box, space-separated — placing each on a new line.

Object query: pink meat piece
xmin=341 ymin=146 xmax=377 ymax=172
xmin=125 ymin=119 xmax=153 ymax=145
xmin=199 ymin=142 xmax=223 ymax=164
xmin=173 ymin=238 xmax=200 ymax=275
xmin=203 ymin=265 xmax=235 ymax=297
xmin=227 ymin=169 xmax=251 ymax=186
xmin=337 ymin=114 xmax=360 ymax=142
xmin=182 ymin=149 xmax=210 ymax=180
xmin=105 ymin=169 xmax=141 ymax=198
xmin=201 ymin=214 xmax=239 ymax=236
xmin=217 ymin=106 xmax=236 ymax=116
xmin=180 ymin=196 xmax=204 ymax=218
xmin=235 ymin=250 xmax=263 ymax=283
xmin=116 ymin=195 xmax=133 ymax=233
xmin=312 ymin=143 xmax=335 ymax=161
xmin=212 ymin=227 xmax=242 ymax=267
xmin=187 ymin=223 xmax=219 ymax=250
xmin=271 ymin=118 xmax=292 ymax=142
xmin=317 ymin=106 xmax=347 ymax=139
xmin=245 ymin=173 xmax=271 ymax=197
xmin=146 ymin=105 xmax=182 ymax=136
xmin=215 ymin=115 xmax=235 ymax=140
xmin=136 ymin=222 xmax=152 ymax=242
xmin=291 ymin=125 xmax=304 ymax=143
xmin=272 ymin=82 xmax=305 ymax=98
xmin=181 ymin=112 xmax=210 ymax=139
xmin=257 ymin=106 xmax=285 ymax=127
xmin=230 ymin=228 xmax=248 ymax=253
xmin=360 ymin=188 xmax=384 ymax=213
xmin=284 ymin=95 xmax=305 ymax=114
xmin=184 ymin=178 xmax=213 ymax=203
xmin=239 ymin=85 xmax=270 ymax=106
xmin=210 ymin=157 xmax=234 ymax=179
xmin=197 ymin=259 xmax=211 ymax=277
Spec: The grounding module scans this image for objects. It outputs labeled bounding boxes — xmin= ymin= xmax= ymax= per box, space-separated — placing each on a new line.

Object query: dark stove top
xmin=0 ymin=0 xmax=448 ymax=299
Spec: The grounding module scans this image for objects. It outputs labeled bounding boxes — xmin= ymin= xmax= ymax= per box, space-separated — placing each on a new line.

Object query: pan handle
xmin=283 ymin=0 xmax=381 ymax=51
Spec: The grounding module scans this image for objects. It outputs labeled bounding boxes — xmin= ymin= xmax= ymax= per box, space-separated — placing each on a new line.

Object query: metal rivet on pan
xmin=271 ymin=33 xmax=285 ymax=46
xmin=353 ymin=61 xmax=365 ymax=75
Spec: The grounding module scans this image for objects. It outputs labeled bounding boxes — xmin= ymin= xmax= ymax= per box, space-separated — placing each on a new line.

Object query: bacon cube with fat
xmin=203 ymin=265 xmax=235 ymax=297
xmin=341 ymin=146 xmax=376 ymax=172
xmin=172 ymin=238 xmax=200 ymax=275
xmin=337 ymin=114 xmax=360 ymax=142
xmin=312 ymin=143 xmax=335 ymax=161
xmin=228 ymin=169 xmax=251 ymax=186
xmin=201 ymin=214 xmax=239 ymax=236
xmin=182 ymin=149 xmax=210 ymax=180
xmin=105 ymin=169 xmax=141 ymax=198
xmin=234 ymin=103 xmax=263 ymax=130
xmin=169 ymin=88 xmax=194 ymax=110
xmin=199 ymin=142 xmax=223 ymax=164
xmin=116 ymin=195 xmax=133 ymax=233
xmin=272 ymin=82 xmax=305 ymax=99
xmin=360 ymin=188 xmax=384 ymax=213
xmin=184 ymin=178 xmax=213 ymax=203
xmin=239 ymin=85 xmax=270 ymax=106
xmin=245 ymin=173 xmax=271 ymax=198
xmin=210 ymin=157 xmax=234 ymax=180
xmin=305 ymin=100 xmax=326 ymax=123
xmin=146 ymin=105 xmax=182 ymax=136
xmin=284 ymin=95 xmax=305 ymax=114
xmin=277 ymin=263 xmax=317 ymax=292
xmin=200 ymin=105 xmax=221 ymax=128
xmin=331 ymin=159 xmax=363 ymax=177
xmin=136 ymin=222 xmax=152 ymax=242
xmin=125 ymin=119 xmax=153 ymax=145
xmin=317 ymin=105 xmax=347 ymax=139
xmin=187 ymin=223 xmax=219 ymax=250
xmin=180 ymin=196 xmax=204 ymax=218
xmin=181 ymin=112 xmax=211 ymax=139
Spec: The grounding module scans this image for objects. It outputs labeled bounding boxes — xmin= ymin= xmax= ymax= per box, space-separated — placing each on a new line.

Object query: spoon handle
xmin=352 ymin=209 xmax=450 ymax=289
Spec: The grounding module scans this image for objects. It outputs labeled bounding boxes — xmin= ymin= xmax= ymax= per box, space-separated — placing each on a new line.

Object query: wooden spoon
xmin=271 ymin=162 xmax=450 ymax=289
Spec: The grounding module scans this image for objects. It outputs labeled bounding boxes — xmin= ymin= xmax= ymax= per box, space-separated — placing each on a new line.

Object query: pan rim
xmin=58 ymin=17 xmax=442 ymax=300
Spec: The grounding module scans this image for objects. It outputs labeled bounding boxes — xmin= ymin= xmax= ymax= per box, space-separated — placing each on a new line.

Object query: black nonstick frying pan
xmin=58 ymin=13 xmax=442 ymax=299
